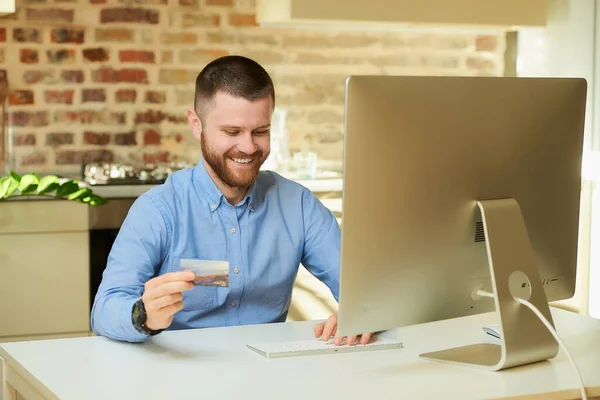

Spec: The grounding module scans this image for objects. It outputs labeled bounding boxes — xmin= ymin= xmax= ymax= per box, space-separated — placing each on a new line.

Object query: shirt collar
xmin=193 ymin=157 xmax=258 ymax=213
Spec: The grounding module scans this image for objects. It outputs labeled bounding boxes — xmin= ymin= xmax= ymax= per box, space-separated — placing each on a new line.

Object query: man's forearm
xmin=91 ymin=292 xmax=149 ymax=343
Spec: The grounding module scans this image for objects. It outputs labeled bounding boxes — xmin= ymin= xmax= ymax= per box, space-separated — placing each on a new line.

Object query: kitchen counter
xmin=88 ymin=177 xmax=343 ymax=199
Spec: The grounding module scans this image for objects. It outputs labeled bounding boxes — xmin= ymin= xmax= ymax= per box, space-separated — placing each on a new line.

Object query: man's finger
xmin=314 ymin=322 xmax=324 ymax=338
xmin=146 ymin=271 xmax=196 ymax=289
xmin=320 ymin=318 xmax=336 ymax=341
xmin=149 ymin=281 xmax=194 ymax=300
xmin=159 ymin=301 xmax=184 ymax=317
xmin=346 ymin=335 xmax=358 ymax=345
xmin=146 ymin=293 xmax=183 ymax=312
xmin=359 ymin=332 xmax=372 ymax=345
xmin=333 ymin=332 xmax=346 ymax=346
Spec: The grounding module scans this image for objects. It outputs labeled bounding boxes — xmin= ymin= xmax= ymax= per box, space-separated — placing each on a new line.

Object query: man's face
xmin=193 ymin=92 xmax=272 ymax=189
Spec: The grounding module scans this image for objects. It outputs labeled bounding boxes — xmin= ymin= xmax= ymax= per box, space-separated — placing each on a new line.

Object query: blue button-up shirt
xmin=91 ymin=159 xmax=341 ymax=342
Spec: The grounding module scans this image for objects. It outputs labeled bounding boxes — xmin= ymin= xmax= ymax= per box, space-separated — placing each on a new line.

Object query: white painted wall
xmin=517 ymin=0 xmax=600 ymax=317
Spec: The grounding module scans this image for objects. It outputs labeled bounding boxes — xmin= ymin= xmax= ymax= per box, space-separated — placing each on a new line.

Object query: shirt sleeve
xmin=300 ymin=189 xmax=341 ymax=302
xmin=90 ymin=193 xmax=172 ymax=342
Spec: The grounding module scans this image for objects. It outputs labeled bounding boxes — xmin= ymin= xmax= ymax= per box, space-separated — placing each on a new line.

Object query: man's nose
xmin=237 ymin=133 xmax=257 ymax=155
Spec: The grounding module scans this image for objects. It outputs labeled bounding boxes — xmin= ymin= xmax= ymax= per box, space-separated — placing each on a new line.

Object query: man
xmin=91 ymin=55 xmax=371 ymax=346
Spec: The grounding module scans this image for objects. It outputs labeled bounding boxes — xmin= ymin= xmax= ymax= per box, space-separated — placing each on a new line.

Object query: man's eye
xmin=254 ymin=130 xmax=269 ymax=135
xmin=224 ymin=131 xmax=239 ymax=135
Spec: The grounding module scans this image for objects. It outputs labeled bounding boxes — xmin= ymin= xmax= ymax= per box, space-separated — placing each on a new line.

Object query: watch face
xmin=133 ymin=300 xmax=145 ymax=325
xmin=133 ymin=304 xmax=140 ymax=320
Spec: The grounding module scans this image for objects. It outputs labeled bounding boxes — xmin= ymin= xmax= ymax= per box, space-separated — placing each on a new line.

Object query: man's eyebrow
xmin=218 ymin=125 xmax=242 ymax=129
xmin=217 ymin=124 xmax=271 ymax=130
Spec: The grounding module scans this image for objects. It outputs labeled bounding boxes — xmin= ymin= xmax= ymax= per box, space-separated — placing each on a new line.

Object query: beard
xmin=201 ymin=134 xmax=269 ymax=189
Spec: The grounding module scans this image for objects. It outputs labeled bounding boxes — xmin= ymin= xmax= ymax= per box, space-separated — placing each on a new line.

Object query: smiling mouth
xmin=230 ymin=157 xmax=253 ymax=164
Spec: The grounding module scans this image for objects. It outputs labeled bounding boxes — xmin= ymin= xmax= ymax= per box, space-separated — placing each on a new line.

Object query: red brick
xmin=158 ymin=69 xmax=196 ymax=85
xmin=144 ymin=90 xmax=165 ymax=104
xmin=27 ymin=8 xmax=74 ymax=23
xmin=54 ymin=110 xmax=126 ymax=125
xmin=144 ymin=129 xmax=160 ymax=145
xmin=207 ymin=0 xmax=232 ymax=5
xmin=9 ymin=90 xmax=34 ymax=105
xmin=228 ymin=13 xmax=257 ymax=26
xmin=46 ymin=133 xmax=74 ymax=146
xmin=115 ymin=131 xmax=136 ymax=145
xmin=476 ymin=35 xmax=498 ymax=52
xmin=119 ymin=50 xmax=154 ymax=63
xmin=13 ymin=133 xmax=36 ymax=146
xmin=20 ymin=49 xmax=39 ymax=64
xmin=95 ymin=28 xmax=133 ymax=42
xmin=13 ymin=28 xmax=42 ymax=43
xmin=56 ymin=150 xmax=114 ymax=165
xmin=83 ymin=48 xmax=109 ymax=62
xmin=0 ymin=28 xmax=6 ymax=42
xmin=100 ymin=8 xmax=159 ymax=24
xmin=51 ymin=28 xmax=84 ymax=44
xmin=135 ymin=110 xmax=166 ymax=124
xmin=115 ymin=89 xmax=137 ymax=103
xmin=21 ymin=151 xmax=47 ymax=166
xmin=82 ymin=88 xmax=106 ymax=102
xmin=45 ymin=90 xmax=74 ymax=104
xmin=179 ymin=0 xmax=196 ymax=5
xmin=143 ymin=151 xmax=170 ymax=164
xmin=181 ymin=13 xmax=220 ymax=28
xmin=23 ymin=70 xmax=56 ymax=84
xmin=84 ymin=131 xmax=110 ymax=145
xmin=90 ymin=0 xmax=106 ymax=3
xmin=47 ymin=49 xmax=75 ymax=64
xmin=10 ymin=111 xmax=49 ymax=127
xmin=61 ymin=70 xmax=85 ymax=83
xmin=92 ymin=68 xmax=148 ymax=84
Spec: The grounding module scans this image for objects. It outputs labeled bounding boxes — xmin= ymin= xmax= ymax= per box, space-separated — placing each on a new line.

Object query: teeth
xmin=232 ymin=158 xmax=252 ymax=164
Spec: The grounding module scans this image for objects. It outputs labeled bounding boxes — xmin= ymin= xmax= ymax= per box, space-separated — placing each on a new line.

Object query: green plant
xmin=0 ymin=171 xmax=107 ymax=205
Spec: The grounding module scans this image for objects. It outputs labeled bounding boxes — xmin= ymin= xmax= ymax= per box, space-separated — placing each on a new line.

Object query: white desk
xmin=1 ymin=308 xmax=599 ymax=400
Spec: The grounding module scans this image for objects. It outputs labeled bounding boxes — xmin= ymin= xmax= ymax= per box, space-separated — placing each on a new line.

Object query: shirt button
xmin=230 ymin=227 xmax=236 ymax=234
xmin=210 ymin=204 xmax=216 ymax=210
xmin=230 ymin=301 xmax=237 ymax=307
xmin=233 ymin=267 xmax=239 ymax=274
xmin=249 ymin=203 xmax=253 ymax=210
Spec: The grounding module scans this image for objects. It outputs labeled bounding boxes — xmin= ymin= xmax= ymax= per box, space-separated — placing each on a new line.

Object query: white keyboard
xmin=247 ymin=335 xmax=403 ymax=359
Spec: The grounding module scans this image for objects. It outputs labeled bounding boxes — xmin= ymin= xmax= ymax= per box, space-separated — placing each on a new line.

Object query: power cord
xmin=476 ymin=290 xmax=587 ymax=400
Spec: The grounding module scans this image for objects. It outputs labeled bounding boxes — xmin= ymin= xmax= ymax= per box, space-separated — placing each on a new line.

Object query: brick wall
xmin=0 ymin=0 xmax=507 ymax=174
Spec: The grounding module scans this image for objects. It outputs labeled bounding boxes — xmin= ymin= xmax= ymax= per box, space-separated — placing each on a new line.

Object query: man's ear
xmin=187 ymin=109 xmax=202 ymax=141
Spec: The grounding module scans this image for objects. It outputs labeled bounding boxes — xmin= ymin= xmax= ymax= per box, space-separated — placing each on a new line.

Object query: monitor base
xmin=420 ymin=198 xmax=559 ymax=371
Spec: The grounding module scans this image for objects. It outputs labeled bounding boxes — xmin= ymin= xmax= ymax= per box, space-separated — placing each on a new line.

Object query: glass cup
xmin=293 ymin=151 xmax=318 ymax=179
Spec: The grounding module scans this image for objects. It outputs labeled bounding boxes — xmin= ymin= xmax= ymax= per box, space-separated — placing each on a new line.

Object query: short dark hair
xmin=194 ymin=55 xmax=275 ymax=120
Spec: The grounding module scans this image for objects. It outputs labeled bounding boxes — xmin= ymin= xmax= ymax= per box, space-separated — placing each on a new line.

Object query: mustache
xmin=225 ymin=150 xmax=263 ymax=160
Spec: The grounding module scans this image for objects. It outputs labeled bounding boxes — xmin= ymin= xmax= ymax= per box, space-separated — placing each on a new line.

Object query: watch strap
xmin=132 ymin=298 xmax=163 ymax=336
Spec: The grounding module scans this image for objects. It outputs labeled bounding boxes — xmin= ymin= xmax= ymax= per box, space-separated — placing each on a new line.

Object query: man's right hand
xmin=142 ymin=271 xmax=196 ymax=331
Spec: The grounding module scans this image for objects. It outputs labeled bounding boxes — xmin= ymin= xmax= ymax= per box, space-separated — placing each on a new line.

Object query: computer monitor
xmin=337 ymin=75 xmax=587 ymax=371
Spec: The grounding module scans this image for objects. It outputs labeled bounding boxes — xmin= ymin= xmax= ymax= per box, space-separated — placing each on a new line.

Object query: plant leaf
xmin=37 ymin=175 xmax=60 ymax=194
xmin=0 ymin=177 xmax=8 ymax=199
xmin=19 ymin=173 xmax=40 ymax=193
xmin=83 ymin=194 xmax=107 ymax=206
xmin=56 ymin=180 xmax=80 ymax=196
xmin=9 ymin=171 xmax=22 ymax=183
xmin=0 ymin=176 xmax=19 ymax=199
xmin=67 ymin=187 xmax=92 ymax=201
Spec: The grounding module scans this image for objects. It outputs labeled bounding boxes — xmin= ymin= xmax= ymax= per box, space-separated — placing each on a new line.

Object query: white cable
xmin=477 ymin=290 xmax=587 ymax=400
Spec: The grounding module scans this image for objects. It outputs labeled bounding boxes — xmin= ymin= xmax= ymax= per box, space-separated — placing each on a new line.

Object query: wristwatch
xmin=132 ymin=298 xmax=163 ymax=336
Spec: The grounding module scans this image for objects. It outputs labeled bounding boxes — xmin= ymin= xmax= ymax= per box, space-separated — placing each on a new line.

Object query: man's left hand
xmin=313 ymin=312 xmax=372 ymax=346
